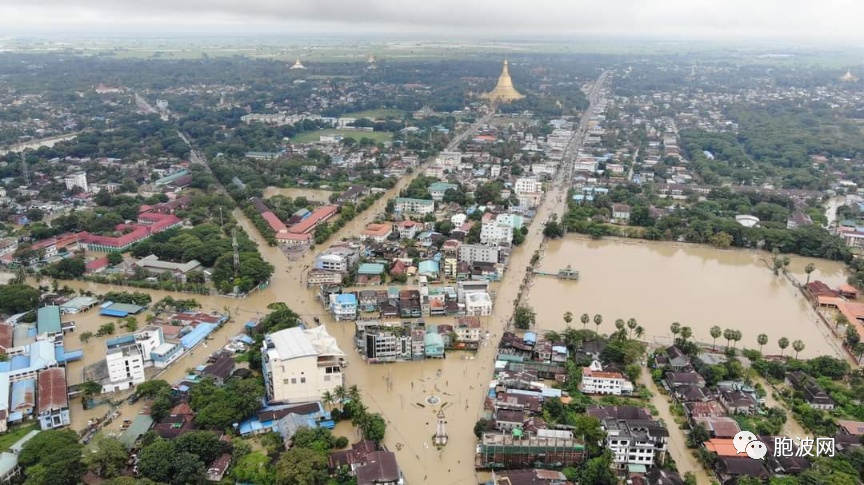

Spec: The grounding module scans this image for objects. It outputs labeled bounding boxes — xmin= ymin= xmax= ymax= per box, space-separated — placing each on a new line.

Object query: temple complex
xmin=290 ymin=58 xmax=306 ymax=70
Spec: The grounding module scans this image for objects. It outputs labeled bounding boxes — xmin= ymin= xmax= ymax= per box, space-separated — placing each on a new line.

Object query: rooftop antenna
xmin=20 ymin=152 xmax=30 ymax=186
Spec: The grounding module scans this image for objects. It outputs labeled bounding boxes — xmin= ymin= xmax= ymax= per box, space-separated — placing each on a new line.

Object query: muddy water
xmin=529 ymin=237 xmax=846 ymax=359
xmin=261 ymin=186 xmax=334 ymax=203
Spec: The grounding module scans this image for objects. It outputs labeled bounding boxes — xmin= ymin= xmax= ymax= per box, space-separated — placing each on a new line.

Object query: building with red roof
xmin=37 ymin=368 xmax=70 ymax=429
xmin=261 ymin=211 xmax=288 ymax=233
xmin=289 ymin=205 xmax=338 ymax=234
xmin=79 ymin=213 xmax=181 ymax=252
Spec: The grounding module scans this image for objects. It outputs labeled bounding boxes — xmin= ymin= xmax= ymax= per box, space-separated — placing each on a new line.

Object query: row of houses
xmin=354 ymin=316 xmax=484 ymax=362
xmin=325 ymin=279 xmax=493 ymax=322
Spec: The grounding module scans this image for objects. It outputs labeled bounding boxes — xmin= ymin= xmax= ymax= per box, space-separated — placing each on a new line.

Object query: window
xmin=300 ymin=377 xmax=306 ymax=384
xmin=291 ymin=378 xmax=297 ymax=384
xmin=283 ymin=378 xmax=290 ymax=384
xmin=324 ymin=375 xmax=331 ymax=381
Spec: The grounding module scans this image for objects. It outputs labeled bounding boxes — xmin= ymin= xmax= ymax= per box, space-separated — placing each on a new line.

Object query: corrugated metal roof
xmin=10 ymin=379 xmax=35 ymax=412
xmin=180 ymin=323 xmax=217 ymax=349
xmin=36 ymin=306 xmax=61 ymax=335
xmin=37 ymin=368 xmax=68 ymax=413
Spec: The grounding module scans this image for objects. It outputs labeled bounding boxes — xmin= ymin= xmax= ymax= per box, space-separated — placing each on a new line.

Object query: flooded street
xmin=529 ymin=237 xmax=846 ymax=359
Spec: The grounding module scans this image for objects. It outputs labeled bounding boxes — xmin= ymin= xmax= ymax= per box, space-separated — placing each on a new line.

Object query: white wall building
xmin=64 ymin=172 xmax=88 ymax=193
xmin=480 ymin=213 xmax=522 ymax=246
xmin=464 ymin=292 xmax=492 ymax=316
xmin=514 ymin=178 xmax=542 ymax=195
xmin=262 ymin=326 xmax=346 ymax=404
xmin=579 ymin=360 xmax=634 ymax=396
xmin=459 ymin=244 xmax=499 ymax=265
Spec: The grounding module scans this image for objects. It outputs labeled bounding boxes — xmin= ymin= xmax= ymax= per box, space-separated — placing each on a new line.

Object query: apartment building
xmin=262 ymin=326 xmax=345 ymax=404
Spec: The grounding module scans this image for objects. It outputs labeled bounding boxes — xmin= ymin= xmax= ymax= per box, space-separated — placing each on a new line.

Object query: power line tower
xmin=20 ymin=153 xmax=30 ymax=186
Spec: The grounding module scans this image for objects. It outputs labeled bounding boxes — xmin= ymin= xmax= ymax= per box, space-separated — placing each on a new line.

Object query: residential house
xmin=591 ymin=406 xmax=669 ymax=470
xmin=428 ymin=182 xmax=459 ymax=201
xmin=494 ymin=409 xmax=525 ymax=431
xmin=656 ymin=346 xmax=691 ymax=371
xmin=330 ymin=293 xmax=358 ymax=322
xmin=786 ymin=371 xmax=835 ymax=410
xmin=718 ymin=389 xmax=758 ymax=415
xmin=459 ymin=244 xmax=499 ymax=265
xmin=394 ymin=198 xmax=434 ymax=215
xmin=612 ymin=204 xmax=631 ymax=224
xmin=362 ymin=224 xmax=392 ymax=243
xmin=397 ymin=220 xmax=422 ymax=240
xmin=580 ymin=360 xmax=634 ymax=396
xmin=337 ymin=185 xmax=370 ymax=204
xmin=261 ymin=326 xmax=345 ymax=404
xmin=665 ymin=372 xmax=706 ymax=389
xmin=36 ymin=368 xmax=69 ymax=430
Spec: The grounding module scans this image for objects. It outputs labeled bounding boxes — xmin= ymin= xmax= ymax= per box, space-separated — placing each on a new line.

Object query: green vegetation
xmin=0 ymin=284 xmax=40 ymax=314
xmin=18 ymin=430 xmax=85 ymax=485
xmin=0 ymin=423 xmax=38 ymax=452
xmin=189 ymin=377 xmax=265 ymax=429
xmin=292 ymin=129 xmax=393 ymax=144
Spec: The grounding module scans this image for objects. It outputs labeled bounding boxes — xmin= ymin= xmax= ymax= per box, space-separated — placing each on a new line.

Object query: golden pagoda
xmin=481 ymin=59 xmax=524 ymax=103
xmin=840 ymin=70 xmax=858 ymax=82
xmin=290 ymin=58 xmax=306 ymax=70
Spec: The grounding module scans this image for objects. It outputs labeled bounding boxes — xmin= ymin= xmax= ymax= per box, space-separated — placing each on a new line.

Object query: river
xmin=528 ymin=236 xmax=847 ymax=359
xmin=0 ymin=134 xmax=78 ymax=155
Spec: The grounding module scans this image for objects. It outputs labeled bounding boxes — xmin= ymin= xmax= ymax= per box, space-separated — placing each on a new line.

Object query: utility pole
xmin=20 ymin=152 xmax=30 ymax=186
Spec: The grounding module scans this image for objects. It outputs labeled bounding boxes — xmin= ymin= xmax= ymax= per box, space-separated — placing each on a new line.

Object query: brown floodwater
xmin=262 ymin=186 xmax=334 ymax=203
xmin=529 ymin=237 xmax=847 ymax=359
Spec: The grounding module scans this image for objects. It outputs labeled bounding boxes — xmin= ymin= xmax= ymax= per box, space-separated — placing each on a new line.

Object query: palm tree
xmin=562 ymin=328 xmax=582 ymax=353
xmin=334 ymin=385 xmax=347 ymax=406
xmin=710 ymin=326 xmax=722 ymax=352
xmin=670 ymin=322 xmax=681 ymax=338
xmin=723 ymin=329 xmax=735 ymax=349
xmin=593 ymin=314 xmax=603 ymax=334
xmin=757 ymin=334 xmax=768 ymax=353
xmin=348 ymin=385 xmax=361 ymax=402
xmin=322 ymin=390 xmax=335 ymax=412
xmin=580 ymin=313 xmax=590 ymax=330
xmin=680 ymin=326 xmax=693 ymax=343
xmin=626 ymin=318 xmax=638 ymax=339
xmin=615 ymin=319 xmax=625 ymax=333
xmin=778 ymin=337 xmax=790 ymax=357
xmin=563 ymin=312 xmax=573 ymax=327
xmin=792 ymin=340 xmax=805 ymax=359
xmin=804 ymin=262 xmax=816 ymax=284
xmin=853 ymin=342 xmax=864 ymax=365
xmin=732 ymin=330 xmax=742 ymax=349
xmin=634 ymin=326 xmax=645 ymax=340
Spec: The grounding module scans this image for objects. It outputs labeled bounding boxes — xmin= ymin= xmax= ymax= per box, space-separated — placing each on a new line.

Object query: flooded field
xmin=529 ymin=236 xmax=847 ymax=359
xmin=262 ymin=186 xmax=334 ymax=203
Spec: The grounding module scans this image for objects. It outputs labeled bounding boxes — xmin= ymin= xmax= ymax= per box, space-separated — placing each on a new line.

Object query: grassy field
xmin=343 ymin=109 xmax=405 ymax=119
xmin=291 ymin=129 xmax=393 ymax=144
xmin=0 ymin=423 xmax=38 ymax=452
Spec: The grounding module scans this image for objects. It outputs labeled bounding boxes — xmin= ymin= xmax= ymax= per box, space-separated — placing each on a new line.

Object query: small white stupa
xmin=290 ymin=58 xmax=306 ymax=70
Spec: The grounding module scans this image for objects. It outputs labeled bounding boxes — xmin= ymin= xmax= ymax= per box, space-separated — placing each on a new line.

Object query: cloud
xmin=0 ymin=0 xmax=862 ymax=40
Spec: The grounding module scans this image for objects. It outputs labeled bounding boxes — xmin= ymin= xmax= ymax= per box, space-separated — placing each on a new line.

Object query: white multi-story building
xmin=313 ymin=245 xmax=360 ymax=273
xmin=602 ymin=417 xmax=668 ymax=470
xmin=513 ymin=178 xmax=542 ymax=195
xmin=580 ymin=360 xmax=634 ymax=396
xmin=64 ymin=172 xmax=88 ymax=193
xmin=329 ymin=293 xmax=358 ymax=321
xmin=394 ymin=198 xmax=434 ymax=215
xmin=459 ymin=244 xmax=499 ymax=265
xmin=99 ymin=327 xmax=165 ymax=392
xmin=262 ymin=326 xmax=345 ymax=404
xmin=480 ymin=213 xmax=523 ymax=246
xmin=464 ymin=292 xmax=492 ymax=316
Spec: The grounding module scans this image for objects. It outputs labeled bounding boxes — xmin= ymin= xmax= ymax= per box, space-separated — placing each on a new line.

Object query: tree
xmin=563 ymin=311 xmax=573 ymax=327
xmin=709 ymin=231 xmax=733 ymax=249
xmin=804 ymin=262 xmax=816 ymax=284
xmin=97 ymin=322 xmax=116 ymax=337
xmin=543 ymin=220 xmax=565 ymax=239
xmin=634 ymin=326 xmax=645 ymax=339
xmin=175 ymin=431 xmax=230 ymax=464
xmin=136 ymin=380 xmax=171 ymax=398
xmin=680 ymin=326 xmax=693 ymax=343
xmin=231 ymin=451 xmax=274 ymax=485
xmin=710 ymin=326 xmax=722 ymax=352
xmin=670 ymin=322 xmax=681 ymax=338
xmin=513 ymin=306 xmax=536 ymax=330
xmin=687 ymin=423 xmax=710 ymax=448
xmin=593 ymin=314 xmax=603 ymax=333
xmin=757 ymin=333 xmax=768 ymax=353
xmin=853 ymin=342 xmax=864 ymax=365
xmin=474 ymin=418 xmax=490 ymax=438
xmin=18 ymin=430 xmax=84 ymax=485
xmin=321 ymin=390 xmax=335 ymax=412
xmin=792 ymin=340 xmax=805 ymax=359
xmin=723 ymin=328 xmax=735 ymax=350
xmin=80 ymin=380 xmax=103 ymax=403
xmin=778 ymin=337 xmax=790 ymax=357
xmin=138 ymin=438 xmax=206 ymax=485
xmin=86 ymin=437 xmax=129 ymax=478
xmin=107 ymin=251 xmax=123 ymax=266
xmin=79 ymin=331 xmax=94 ymax=343
xmin=0 ymin=284 xmax=40 ymax=313
xmin=580 ymin=313 xmax=590 ymax=330
xmin=191 ymin=377 xmax=265 ymax=429
xmin=360 ymin=413 xmax=387 ymax=443
xmin=274 ymin=447 xmax=328 ymax=485
xmin=732 ymin=330 xmax=742 ymax=349
xmin=845 ymin=326 xmax=860 ymax=347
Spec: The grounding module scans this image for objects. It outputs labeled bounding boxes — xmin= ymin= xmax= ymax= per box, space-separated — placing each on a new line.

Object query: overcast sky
xmin=0 ymin=0 xmax=862 ymax=41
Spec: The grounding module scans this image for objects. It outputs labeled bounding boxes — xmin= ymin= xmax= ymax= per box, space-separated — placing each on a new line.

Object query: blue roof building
xmin=180 ymin=323 xmax=217 ymax=350
xmin=358 ymin=263 xmax=385 ymax=275
xmin=418 ymin=260 xmax=440 ymax=277
xmin=424 ymin=332 xmax=445 ymax=358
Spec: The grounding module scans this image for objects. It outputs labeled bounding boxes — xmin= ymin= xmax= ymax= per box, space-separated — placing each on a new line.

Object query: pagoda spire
xmin=481 ymin=59 xmax=524 ymax=103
